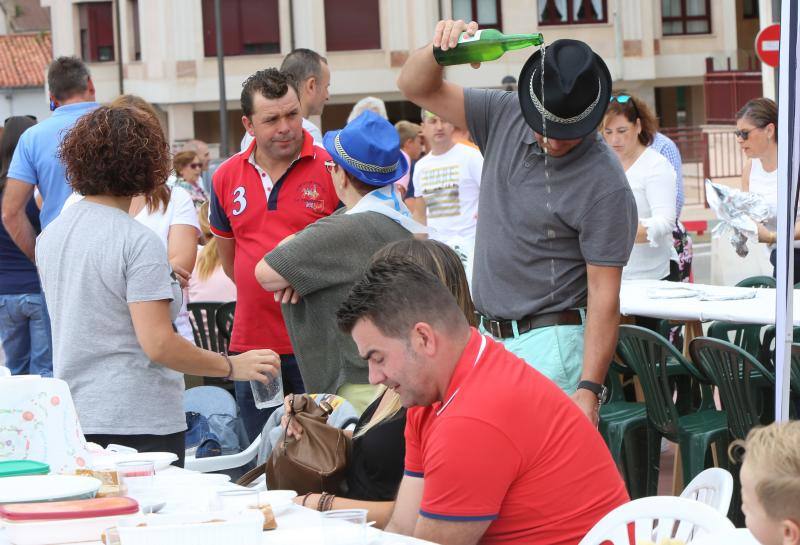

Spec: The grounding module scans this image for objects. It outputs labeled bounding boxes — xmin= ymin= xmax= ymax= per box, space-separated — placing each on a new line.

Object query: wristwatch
xmin=577 ymin=380 xmax=609 ymax=405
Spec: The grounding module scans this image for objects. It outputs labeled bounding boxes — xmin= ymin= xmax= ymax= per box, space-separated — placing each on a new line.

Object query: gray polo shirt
xmin=464 ymin=88 xmax=637 ymax=320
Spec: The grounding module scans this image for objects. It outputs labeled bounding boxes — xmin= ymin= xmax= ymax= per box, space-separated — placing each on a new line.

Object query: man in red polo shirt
xmin=210 ymin=68 xmax=337 ymax=440
xmin=336 ymin=257 xmax=629 ymax=545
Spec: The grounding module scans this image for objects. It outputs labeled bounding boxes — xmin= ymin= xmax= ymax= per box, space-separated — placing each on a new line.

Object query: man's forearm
xmin=581 ymin=296 xmax=620 ymax=383
xmin=397 ymin=43 xmax=444 ymax=100
xmin=2 ymin=211 xmax=36 ymax=262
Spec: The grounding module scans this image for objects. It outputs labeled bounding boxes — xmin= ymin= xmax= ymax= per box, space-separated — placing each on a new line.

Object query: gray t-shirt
xmin=265 ymin=209 xmax=411 ymax=394
xmin=465 ymin=88 xmax=637 ymax=320
xmin=36 ymin=200 xmax=185 ymax=435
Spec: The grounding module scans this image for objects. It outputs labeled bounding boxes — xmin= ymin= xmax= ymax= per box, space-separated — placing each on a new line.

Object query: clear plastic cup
xmin=250 ymin=372 xmax=283 ymax=409
xmin=215 ymin=489 xmax=260 ymax=512
xmin=116 ymin=460 xmax=155 ymax=502
xmin=321 ymin=509 xmax=367 ymax=544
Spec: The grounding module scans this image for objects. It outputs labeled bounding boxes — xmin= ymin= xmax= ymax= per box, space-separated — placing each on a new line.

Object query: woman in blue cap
xmin=256 ymin=110 xmax=424 ymax=412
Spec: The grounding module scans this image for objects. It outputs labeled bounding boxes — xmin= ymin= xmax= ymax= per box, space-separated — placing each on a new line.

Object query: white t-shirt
xmin=412 ymin=143 xmax=483 ymax=247
xmin=240 ymin=118 xmax=322 ymax=152
xmin=623 ymin=147 xmax=677 ymax=280
xmin=135 ymin=186 xmax=201 ymax=341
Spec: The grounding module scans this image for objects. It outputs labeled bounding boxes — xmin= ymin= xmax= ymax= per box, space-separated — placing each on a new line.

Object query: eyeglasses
xmin=189 ymin=163 xmax=202 ymax=169
xmin=610 ymin=94 xmax=640 ymax=119
xmin=324 ymin=160 xmax=338 ymax=174
xmin=734 ymin=127 xmax=763 ymax=140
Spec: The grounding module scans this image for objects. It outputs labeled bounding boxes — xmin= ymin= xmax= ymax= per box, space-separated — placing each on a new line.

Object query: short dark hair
xmin=280 ymin=48 xmax=327 ymax=91
xmin=336 ymin=256 xmax=468 ymax=338
xmin=240 ymin=68 xmax=298 ymax=118
xmin=59 ymin=105 xmax=171 ymax=197
xmin=48 ymin=56 xmax=90 ymax=102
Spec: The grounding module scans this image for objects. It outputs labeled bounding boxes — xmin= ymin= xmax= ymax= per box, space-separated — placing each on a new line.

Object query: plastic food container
xmin=0 ymin=497 xmax=140 ymax=545
xmin=0 ymin=461 xmax=49 ymax=478
xmin=116 ymin=510 xmax=264 ymax=545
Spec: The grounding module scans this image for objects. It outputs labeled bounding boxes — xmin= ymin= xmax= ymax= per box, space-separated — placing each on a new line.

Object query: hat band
xmin=334 ymin=134 xmax=399 ymax=174
xmin=528 ymin=71 xmax=602 ymax=126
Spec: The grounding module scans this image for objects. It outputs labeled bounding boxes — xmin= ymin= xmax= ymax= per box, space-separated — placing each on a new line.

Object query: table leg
xmin=682 ymin=320 xmax=704 ymax=359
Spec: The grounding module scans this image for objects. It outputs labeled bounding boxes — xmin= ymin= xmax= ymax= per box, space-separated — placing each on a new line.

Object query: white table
xmin=0 ymin=466 xmax=436 ymax=545
xmin=620 ymin=279 xmax=800 ymax=325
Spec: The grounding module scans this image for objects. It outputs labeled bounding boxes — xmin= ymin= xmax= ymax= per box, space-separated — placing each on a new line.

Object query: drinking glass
xmin=215 ymin=489 xmax=260 ymax=512
xmin=250 ymin=372 xmax=283 ymax=409
xmin=321 ymin=509 xmax=367 ymax=545
xmin=115 ymin=460 xmax=155 ymax=502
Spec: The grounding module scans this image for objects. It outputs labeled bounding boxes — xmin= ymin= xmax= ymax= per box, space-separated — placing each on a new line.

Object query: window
xmin=743 ymin=0 xmax=759 ymax=19
xmin=661 ymin=0 xmax=711 ymax=35
xmin=129 ymin=0 xmax=141 ymax=61
xmin=78 ymin=2 xmax=115 ymax=62
xmin=324 ymin=0 xmax=380 ymax=51
xmin=539 ymin=0 xmax=607 ymax=25
xmin=202 ymin=0 xmax=280 ymax=57
xmin=452 ymin=0 xmax=502 ymax=30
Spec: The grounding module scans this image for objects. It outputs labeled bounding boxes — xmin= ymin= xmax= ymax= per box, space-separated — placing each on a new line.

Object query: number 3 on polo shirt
xmin=232 ymin=186 xmax=247 ymax=216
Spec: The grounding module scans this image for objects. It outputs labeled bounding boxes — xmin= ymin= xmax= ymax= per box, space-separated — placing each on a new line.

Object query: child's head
xmin=739 ymin=422 xmax=800 ymax=545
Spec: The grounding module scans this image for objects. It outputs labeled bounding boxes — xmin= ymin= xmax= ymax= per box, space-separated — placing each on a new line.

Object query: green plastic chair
xmin=214 ymin=301 xmax=236 ymax=353
xmin=616 ymin=325 xmax=729 ymax=488
xmin=707 ymin=321 xmax=767 ymax=360
xmin=735 ymin=276 xmax=776 ymax=288
xmin=689 ymin=337 xmax=776 ymax=441
xmin=599 ymin=363 xmax=651 ymax=498
xmin=187 ymin=301 xmax=225 ymax=353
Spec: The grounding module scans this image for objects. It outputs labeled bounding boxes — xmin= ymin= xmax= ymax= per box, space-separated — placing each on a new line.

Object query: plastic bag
xmin=705 ymin=180 xmax=772 ymax=257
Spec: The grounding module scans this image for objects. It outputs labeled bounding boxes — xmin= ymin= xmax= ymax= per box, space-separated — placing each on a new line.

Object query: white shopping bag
xmin=0 ymin=376 xmax=90 ymax=473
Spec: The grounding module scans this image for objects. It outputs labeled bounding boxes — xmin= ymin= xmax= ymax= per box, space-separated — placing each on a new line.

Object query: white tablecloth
xmin=620 ymin=279 xmax=800 ymax=325
xmin=0 ymin=466 xmax=436 ymax=545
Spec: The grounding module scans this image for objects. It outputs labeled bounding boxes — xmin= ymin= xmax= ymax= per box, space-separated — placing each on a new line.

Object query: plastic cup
xmin=321 ymin=509 xmax=367 ymax=544
xmin=250 ymin=372 xmax=283 ymax=409
xmin=116 ymin=460 xmax=155 ymax=502
xmin=215 ymin=489 xmax=260 ymax=512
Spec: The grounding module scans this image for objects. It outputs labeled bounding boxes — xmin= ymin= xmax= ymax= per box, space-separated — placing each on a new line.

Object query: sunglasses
xmin=610 ymin=94 xmax=640 ymax=119
xmin=189 ymin=163 xmax=203 ymax=169
xmin=734 ymin=127 xmax=763 ymax=140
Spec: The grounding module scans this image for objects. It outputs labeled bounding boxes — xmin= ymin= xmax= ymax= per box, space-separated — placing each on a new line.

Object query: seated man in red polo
xmin=336 ymin=257 xmax=629 ymax=545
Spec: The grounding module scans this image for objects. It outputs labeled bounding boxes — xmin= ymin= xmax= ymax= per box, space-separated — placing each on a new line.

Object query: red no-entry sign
xmin=755 ymin=24 xmax=780 ymax=68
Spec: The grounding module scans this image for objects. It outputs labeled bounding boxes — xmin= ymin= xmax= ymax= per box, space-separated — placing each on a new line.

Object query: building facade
xmin=41 ymin=0 xmax=763 ymax=157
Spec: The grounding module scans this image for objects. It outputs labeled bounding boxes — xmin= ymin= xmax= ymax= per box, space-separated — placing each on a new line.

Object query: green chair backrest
xmin=214 ymin=301 xmax=236 ymax=353
xmin=617 ymin=325 xmax=692 ymax=442
xmin=789 ymin=344 xmax=800 ymax=396
xmin=689 ymin=337 xmax=775 ymax=441
xmin=187 ymin=301 xmax=224 ymax=353
xmin=759 ymin=326 xmax=800 ymax=372
xmin=707 ymin=321 xmax=765 ymax=360
xmin=735 ymin=276 xmax=776 ymax=289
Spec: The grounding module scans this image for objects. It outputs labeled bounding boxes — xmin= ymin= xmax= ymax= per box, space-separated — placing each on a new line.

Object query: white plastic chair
xmin=578 ymin=497 xmax=735 ymax=545
xmin=680 ymin=467 xmax=734 ymax=515
xmin=184 ymin=432 xmax=262 ymax=474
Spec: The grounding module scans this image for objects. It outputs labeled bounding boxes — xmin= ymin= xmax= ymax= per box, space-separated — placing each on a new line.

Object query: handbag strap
xmin=236 ymin=461 xmax=267 ymax=487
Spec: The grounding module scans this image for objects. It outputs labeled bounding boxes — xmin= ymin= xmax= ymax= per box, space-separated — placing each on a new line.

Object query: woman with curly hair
xmin=35 ymin=105 xmax=280 ymax=463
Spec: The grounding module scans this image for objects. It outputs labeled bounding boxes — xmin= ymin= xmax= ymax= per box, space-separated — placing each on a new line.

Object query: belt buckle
xmin=488 ymin=319 xmax=503 ymax=338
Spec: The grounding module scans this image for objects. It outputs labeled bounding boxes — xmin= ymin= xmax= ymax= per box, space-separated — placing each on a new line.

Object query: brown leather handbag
xmin=238 ymin=394 xmax=349 ymax=493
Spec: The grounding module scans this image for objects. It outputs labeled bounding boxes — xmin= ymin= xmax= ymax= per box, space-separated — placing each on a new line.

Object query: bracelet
xmin=323 ymin=493 xmax=336 ymax=512
xmin=301 ymin=492 xmax=313 ymax=508
xmin=317 ymin=493 xmax=327 ymax=512
xmin=220 ymin=352 xmax=233 ymax=380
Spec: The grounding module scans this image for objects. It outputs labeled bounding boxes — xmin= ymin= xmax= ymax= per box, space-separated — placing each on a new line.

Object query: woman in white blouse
xmin=603 ymin=93 xmax=677 ymax=281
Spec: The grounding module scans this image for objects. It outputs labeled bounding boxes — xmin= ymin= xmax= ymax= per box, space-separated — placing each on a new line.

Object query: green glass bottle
xmin=433 ymin=29 xmax=544 ymax=66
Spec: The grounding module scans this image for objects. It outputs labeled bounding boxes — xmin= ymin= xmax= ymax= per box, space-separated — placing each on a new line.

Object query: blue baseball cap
xmin=323 ymin=110 xmax=408 ymax=187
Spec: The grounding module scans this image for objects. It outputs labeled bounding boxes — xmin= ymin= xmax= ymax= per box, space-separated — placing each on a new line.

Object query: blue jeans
xmin=233 ymin=354 xmax=305 ymax=443
xmin=0 ymin=293 xmax=53 ymax=377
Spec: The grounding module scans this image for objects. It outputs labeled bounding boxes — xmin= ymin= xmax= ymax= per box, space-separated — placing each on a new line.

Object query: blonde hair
xmin=395 ymin=120 xmax=421 ymax=144
xmin=195 ymin=201 xmax=220 ymax=281
xmin=735 ymin=422 xmax=800 ymax=521
xmin=354 ymin=239 xmax=477 ymax=438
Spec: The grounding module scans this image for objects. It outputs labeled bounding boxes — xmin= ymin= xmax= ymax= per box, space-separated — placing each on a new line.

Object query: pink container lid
xmin=0 ymin=497 xmax=139 ymax=521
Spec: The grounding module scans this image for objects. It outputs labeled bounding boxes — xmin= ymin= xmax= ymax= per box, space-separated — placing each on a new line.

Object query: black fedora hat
xmin=518 ymin=39 xmax=612 ymax=140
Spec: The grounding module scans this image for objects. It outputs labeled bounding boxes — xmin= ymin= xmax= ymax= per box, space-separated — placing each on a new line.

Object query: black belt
xmin=479 ymin=310 xmax=583 ymax=339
